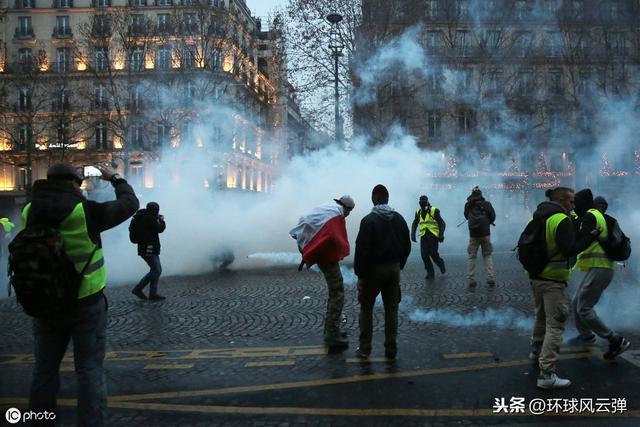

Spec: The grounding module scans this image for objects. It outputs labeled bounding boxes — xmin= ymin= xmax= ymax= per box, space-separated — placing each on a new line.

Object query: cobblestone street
xmin=1 ymin=253 xmax=639 ymax=426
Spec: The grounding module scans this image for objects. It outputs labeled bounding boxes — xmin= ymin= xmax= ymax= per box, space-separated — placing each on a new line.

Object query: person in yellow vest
xmin=528 ymin=187 xmax=599 ymax=389
xmin=0 ymin=217 xmax=16 ymax=294
xmin=24 ymin=162 xmax=138 ymax=425
xmin=411 ymin=195 xmax=446 ymax=280
xmin=571 ymin=190 xmax=630 ymax=359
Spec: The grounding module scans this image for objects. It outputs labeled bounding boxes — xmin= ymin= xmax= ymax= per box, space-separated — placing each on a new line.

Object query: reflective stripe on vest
xmin=540 ymin=212 xmax=572 ymax=282
xmin=418 ymin=207 xmax=439 ymax=238
xmin=575 ymin=209 xmax=613 ymax=271
xmin=22 ymin=202 xmax=106 ymax=299
xmin=1 ymin=218 xmax=15 ymax=234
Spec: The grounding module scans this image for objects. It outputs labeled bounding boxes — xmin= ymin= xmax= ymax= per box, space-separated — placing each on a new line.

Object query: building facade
xmin=0 ymin=0 xmax=308 ymax=214
xmin=354 ymin=0 xmax=640 ymax=195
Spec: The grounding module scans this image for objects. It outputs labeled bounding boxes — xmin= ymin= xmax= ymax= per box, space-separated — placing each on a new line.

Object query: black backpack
xmin=129 ymin=211 xmax=144 ymax=244
xmin=468 ymin=201 xmax=490 ymax=232
xmin=515 ymin=217 xmax=550 ymax=278
xmin=600 ymin=214 xmax=631 ymax=261
xmin=8 ymin=223 xmax=96 ymax=318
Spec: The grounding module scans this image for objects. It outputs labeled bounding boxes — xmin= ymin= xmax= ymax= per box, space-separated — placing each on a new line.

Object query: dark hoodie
xmin=532 ymin=201 xmax=594 ymax=260
xmin=133 ymin=208 xmax=166 ymax=256
xmin=464 ymin=193 xmax=496 ymax=238
xmin=354 ymin=205 xmax=411 ymax=278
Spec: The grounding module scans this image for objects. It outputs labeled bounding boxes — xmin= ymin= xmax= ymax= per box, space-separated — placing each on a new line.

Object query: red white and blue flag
xmin=289 ymin=204 xmax=350 ymax=268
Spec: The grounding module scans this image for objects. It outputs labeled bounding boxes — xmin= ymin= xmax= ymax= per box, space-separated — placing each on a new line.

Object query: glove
xmin=438 ymin=235 xmax=445 ymax=243
xmin=411 ymin=235 xmax=416 ymax=242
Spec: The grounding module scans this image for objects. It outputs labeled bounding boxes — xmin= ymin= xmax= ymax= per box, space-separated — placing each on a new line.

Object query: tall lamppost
xmin=327 ymin=13 xmax=343 ymax=146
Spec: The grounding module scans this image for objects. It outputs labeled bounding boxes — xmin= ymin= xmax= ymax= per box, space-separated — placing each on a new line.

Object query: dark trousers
xmin=420 ymin=233 xmax=445 ymax=277
xmin=133 ymin=255 xmax=162 ymax=296
xmin=358 ymin=263 xmax=401 ymax=354
xmin=30 ymin=296 xmax=108 ymax=426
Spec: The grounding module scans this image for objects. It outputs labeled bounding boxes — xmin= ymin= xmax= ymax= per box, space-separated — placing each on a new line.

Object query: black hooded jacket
xmin=464 ymin=193 xmax=496 ymax=238
xmin=354 ymin=206 xmax=411 ymax=278
xmin=133 ymin=209 xmax=166 ymax=256
xmin=532 ymin=201 xmax=594 ymax=259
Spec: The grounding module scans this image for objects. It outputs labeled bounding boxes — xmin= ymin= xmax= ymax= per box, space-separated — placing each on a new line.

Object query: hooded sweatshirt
xmin=532 ymin=201 xmax=594 ymax=260
xmin=133 ymin=208 xmax=166 ymax=256
xmin=354 ymin=204 xmax=411 ymax=278
xmin=464 ymin=192 xmax=496 ymax=238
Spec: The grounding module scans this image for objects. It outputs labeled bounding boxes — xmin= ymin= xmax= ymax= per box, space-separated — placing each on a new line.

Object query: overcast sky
xmin=245 ymin=0 xmax=287 ymax=21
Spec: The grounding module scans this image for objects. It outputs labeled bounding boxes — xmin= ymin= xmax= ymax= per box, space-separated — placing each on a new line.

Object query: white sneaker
xmin=537 ymin=372 xmax=571 ymax=389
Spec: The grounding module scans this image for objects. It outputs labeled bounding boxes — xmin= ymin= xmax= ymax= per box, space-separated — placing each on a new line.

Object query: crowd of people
xmin=1 ymin=162 xmax=633 ymax=425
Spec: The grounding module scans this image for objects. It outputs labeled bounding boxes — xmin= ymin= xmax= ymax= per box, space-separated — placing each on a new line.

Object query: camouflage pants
xmin=318 ymin=262 xmax=345 ymax=340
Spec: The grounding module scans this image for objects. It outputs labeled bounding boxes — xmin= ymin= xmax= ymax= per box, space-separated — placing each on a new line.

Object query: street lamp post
xmin=327 ymin=13 xmax=343 ymax=147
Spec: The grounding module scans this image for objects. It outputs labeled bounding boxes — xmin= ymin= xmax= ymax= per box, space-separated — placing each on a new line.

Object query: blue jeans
xmin=134 ymin=255 xmax=162 ymax=296
xmin=29 ymin=296 xmax=108 ymax=426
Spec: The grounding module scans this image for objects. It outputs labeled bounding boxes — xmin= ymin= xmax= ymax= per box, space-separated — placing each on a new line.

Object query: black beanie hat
xmin=574 ymin=188 xmax=594 ymax=216
xmin=594 ymin=196 xmax=608 ymax=209
xmin=146 ymin=202 xmax=160 ymax=215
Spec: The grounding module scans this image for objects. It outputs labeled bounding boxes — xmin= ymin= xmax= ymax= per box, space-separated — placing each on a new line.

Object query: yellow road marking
xmin=346 ymin=357 xmax=392 ymax=363
xmin=0 ymin=346 xmax=327 ymax=365
xmin=109 ymin=350 xmax=598 ymax=402
xmin=443 ymin=352 xmax=493 ymax=359
xmin=244 ymin=361 xmax=296 ymax=367
xmin=106 ymin=401 xmax=640 ymax=417
xmin=144 ymin=364 xmax=194 ymax=370
xmin=60 ymin=366 xmax=75 ymax=373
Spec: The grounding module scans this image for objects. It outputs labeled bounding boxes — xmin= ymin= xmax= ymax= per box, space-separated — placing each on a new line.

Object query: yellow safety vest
xmin=575 ymin=209 xmax=613 ymax=271
xmin=539 ymin=212 xmax=572 ymax=282
xmin=1 ymin=218 xmax=15 ymax=235
xmin=22 ymin=203 xmax=107 ymax=299
xmin=418 ymin=207 xmax=439 ymax=238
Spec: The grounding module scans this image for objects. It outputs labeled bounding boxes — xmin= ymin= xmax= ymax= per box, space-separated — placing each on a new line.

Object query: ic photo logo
xmin=5 ymin=408 xmax=21 ymax=424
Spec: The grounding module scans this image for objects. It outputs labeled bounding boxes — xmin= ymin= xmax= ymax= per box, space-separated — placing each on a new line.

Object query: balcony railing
xmin=91 ymin=0 xmax=111 ymax=6
xmin=14 ymin=27 xmax=35 ymax=39
xmin=53 ymin=27 xmax=73 ymax=38
xmin=52 ymin=0 xmax=73 ymax=8
xmin=14 ymin=0 xmax=35 ymax=8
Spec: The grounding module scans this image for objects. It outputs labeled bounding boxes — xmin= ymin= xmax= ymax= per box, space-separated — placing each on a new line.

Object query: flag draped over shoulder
xmin=289 ymin=204 xmax=350 ymax=268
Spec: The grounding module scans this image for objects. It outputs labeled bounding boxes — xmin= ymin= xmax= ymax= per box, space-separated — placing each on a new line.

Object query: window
xmin=426 ymin=0 xmax=438 ymax=19
xmin=458 ymin=110 xmax=474 ymax=134
xmin=572 ymin=1 xmax=584 ymax=20
xmin=456 ymin=0 xmax=469 ymax=19
xmin=549 ymin=71 xmax=563 ymax=95
xmin=604 ymin=2 xmax=619 ymax=21
xmin=94 ymin=84 xmax=108 ymax=109
xmin=515 ymin=0 xmax=527 ymax=20
xmin=547 ymin=32 xmax=562 ymax=57
xmin=18 ymin=125 xmax=31 ymax=150
xmin=427 ymin=111 xmax=441 ymax=137
xmin=186 ymin=81 xmax=196 ymax=99
xmin=130 ymin=48 xmax=144 ymax=71
xmin=57 ymin=122 xmax=70 ymax=145
xmin=95 ymin=0 xmax=111 ymax=7
xmin=18 ymin=48 xmax=33 ymax=70
xmin=55 ymin=16 xmax=71 ymax=37
xmin=426 ymin=31 xmax=442 ymax=55
xmin=16 ymin=0 xmax=35 ymax=8
xmin=456 ymin=30 xmax=470 ymax=57
xmin=157 ymin=14 xmax=170 ymax=33
xmin=95 ymin=47 xmax=108 ymax=71
xmin=487 ymin=30 xmax=501 ymax=51
xmin=458 ymin=67 xmax=472 ymax=92
xmin=517 ymin=70 xmax=533 ymax=95
xmin=609 ymin=31 xmax=626 ymax=56
xmin=55 ymin=0 xmax=72 ymax=8
xmin=157 ymin=124 xmax=170 ymax=145
xmin=130 ymin=14 xmax=144 ymax=34
xmin=544 ymin=0 xmax=560 ymax=15
xmin=130 ymin=123 xmax=143 ymax=145
xmin=156 ymin=45 xmax=171 ymax=70
xmin=488 ymin=69 xmax=502 ymax=96
xmin=184 ymin=13 xmax=196 ymax=34
xmin=427 ymin=70 xmax=441 ymax=94
xmin=515 ymin=32 xmax=531 ymax=58
xmin=17 ymin=16 xmax=33 ymax=37
xmin=19 ymin=87 xmax=30 ymax=111
xmin=156 ymin=0 xmax=172 ymax=4
xmin=577 ymin=70 xmax=591 ymax=95
xmin=54 ymin=85 xmax=69 ymax=110
xmin=130 ymin=0 xmax=146 ymax=6
xmin=129 ymin=85 xmax=142 ymax=110
xmin=95 ymin=122 xmax=107 ymax=150
xmin=56 ymin=48 xmax=71 ymax=73
xmin=93 ymin=15 xmax=110 ymax=36
xmin=549 ymin=111 xmax=563 ymax=133
xmin=209 ymin=49 xmax=221 ymax=69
